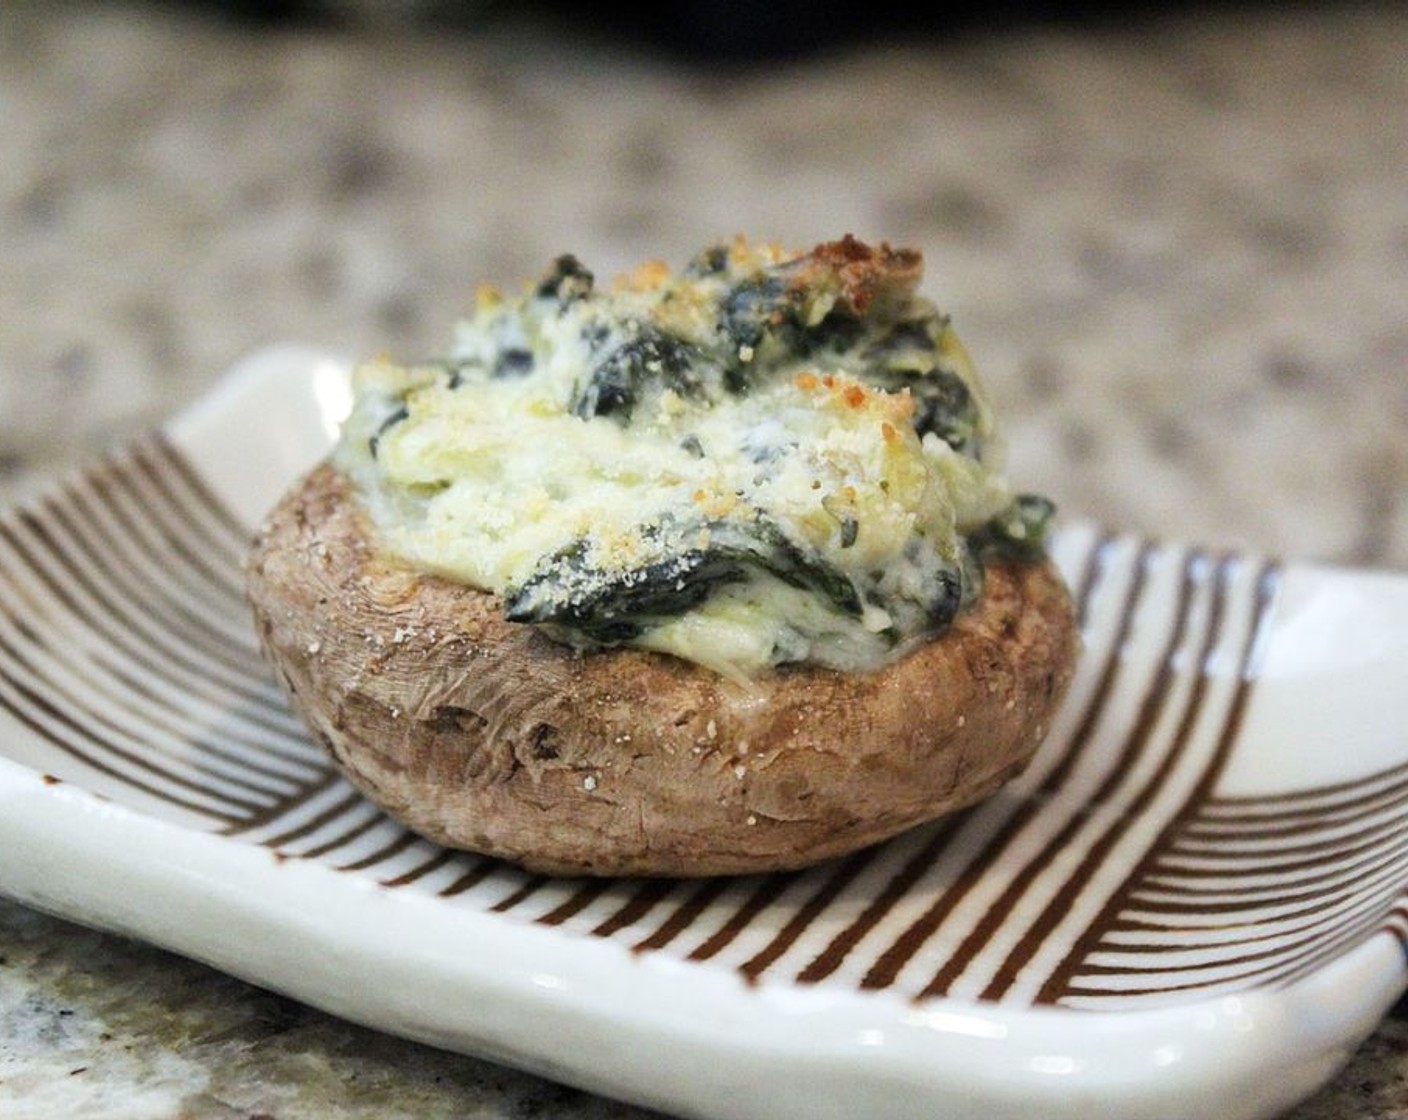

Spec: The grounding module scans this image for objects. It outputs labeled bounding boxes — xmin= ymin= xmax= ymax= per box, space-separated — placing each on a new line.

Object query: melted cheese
xmin=334 ymin=236 xmax=1031 ymax=679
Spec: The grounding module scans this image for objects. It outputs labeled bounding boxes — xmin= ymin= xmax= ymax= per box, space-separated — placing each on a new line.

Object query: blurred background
xmin=3 ymin=0 xmax=1405 ymax=569
xmin=5 ymin=0 xmax=1408 ymax=566
xmin=1 ymin=1 xmax=1406 ymax=1116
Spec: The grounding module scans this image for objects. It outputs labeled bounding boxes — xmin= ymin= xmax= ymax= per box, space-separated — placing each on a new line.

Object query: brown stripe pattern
xmin=0 ymin=439 xmax=327 ymax=829
xmin=1049 ymin=757 xmax=1408 ymax=1008
xmin=2 ymin=435 xmax=1405 ymax=1013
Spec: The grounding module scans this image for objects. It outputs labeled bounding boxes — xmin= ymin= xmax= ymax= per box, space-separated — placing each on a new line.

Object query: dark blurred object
xmin=582 ymin=0 xmax=1130 ymax=59
xmin=184 ymin=0 xmax=1138 ymax=60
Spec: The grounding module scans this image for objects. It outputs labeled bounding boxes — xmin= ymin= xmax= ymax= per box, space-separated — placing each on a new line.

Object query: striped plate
xmin=0 ymin=346 xmax=1405 ymax=1120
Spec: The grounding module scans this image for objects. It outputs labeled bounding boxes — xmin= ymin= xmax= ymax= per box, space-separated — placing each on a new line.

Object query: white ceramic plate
xmin=0 ymin=346 xmax=1404 ymax=1120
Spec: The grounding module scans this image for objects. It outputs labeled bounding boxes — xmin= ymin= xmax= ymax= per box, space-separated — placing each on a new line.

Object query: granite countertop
xmin=1 ymin=1 xmax=1405 ymax=1116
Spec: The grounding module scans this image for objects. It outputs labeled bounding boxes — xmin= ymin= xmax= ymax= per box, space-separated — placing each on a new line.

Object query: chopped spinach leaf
xmin=572 ymin=326 xmax=706 ymax=421
xmin=504 ymin=538 xmax=748 ymax=643
xmin=922 ymin=567 xmax=963 ymax=626
xmin=503 ymin=511 xmax=864 ymax=645
xmin=876 ymin=367 xmax=980 ymax=454
xmin=864 ymin=319 xmax=937 ymax=359
xmin=719 ymin=274 xmax=801 ymax=391
xmin=493 ymin=347 xmax=535 ymax=378
xmin=976 ymin=494 xmax=1057 ymax=558
xmin=684 ymin=244 xmax=730 ymax=276
xmin=367 ymin=404 xmax=408 ymax=459
xmin=717 ymin=269 xmax=872 ymax=392
xmin=729 ymin=517 xmax=863 ymax=617
xmin=535 ymin=254 xmax=594 ymax=304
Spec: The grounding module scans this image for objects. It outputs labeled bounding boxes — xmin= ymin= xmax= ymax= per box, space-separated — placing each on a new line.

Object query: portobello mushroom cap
xmin=247 ymin=463 xmax=1079 ymax=878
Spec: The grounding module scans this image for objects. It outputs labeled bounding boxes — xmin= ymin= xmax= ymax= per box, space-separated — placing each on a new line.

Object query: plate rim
xmin=0 ymin=343 xmax=1403 ymax=1120
xmin=2 ymin=751 xmax=1402 ymax=1120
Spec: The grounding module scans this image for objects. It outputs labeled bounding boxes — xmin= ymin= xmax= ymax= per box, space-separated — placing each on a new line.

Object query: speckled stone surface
xmin=0 ymin=2 xmax=1405 ymax=1117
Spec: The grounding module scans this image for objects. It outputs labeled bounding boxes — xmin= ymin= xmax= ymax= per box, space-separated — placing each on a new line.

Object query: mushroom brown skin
xmin=246 ymin=463 xmax=1079 ymax=878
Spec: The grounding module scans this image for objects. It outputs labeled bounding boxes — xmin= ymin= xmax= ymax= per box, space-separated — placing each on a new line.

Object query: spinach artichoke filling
xmin=335 ymin=236 xmax=1054 ymax=679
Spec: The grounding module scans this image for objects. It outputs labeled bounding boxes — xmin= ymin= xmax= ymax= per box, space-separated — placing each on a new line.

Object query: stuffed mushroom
xmin=246 ymin=236 xmax=1078 ymax=877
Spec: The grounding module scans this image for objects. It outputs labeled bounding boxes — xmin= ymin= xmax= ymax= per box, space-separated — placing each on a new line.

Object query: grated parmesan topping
xmin=333 ymin=236 xmax=1050 ymax=679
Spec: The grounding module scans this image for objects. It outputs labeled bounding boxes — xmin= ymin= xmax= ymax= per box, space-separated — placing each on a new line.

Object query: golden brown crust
xmin=789 ymin=235 xmax=923 ymax=316
xmin=246 ymin=463 xmax=1078 ymax=878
